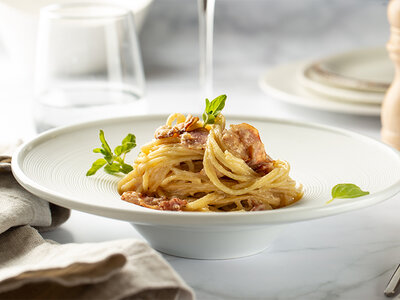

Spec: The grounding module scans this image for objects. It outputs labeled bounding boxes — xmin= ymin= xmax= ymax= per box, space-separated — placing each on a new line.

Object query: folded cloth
xmin=0 ymin=155 xmax=194 ymax=300
xmin=0 ymin=157 xmax=70 ymax=233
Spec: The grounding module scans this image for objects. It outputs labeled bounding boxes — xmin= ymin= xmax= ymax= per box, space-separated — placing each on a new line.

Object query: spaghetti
xmin=118 ymin=113 xmax=303 ymax=212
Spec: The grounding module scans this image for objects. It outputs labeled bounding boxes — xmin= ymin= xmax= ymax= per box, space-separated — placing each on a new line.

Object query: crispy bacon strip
xmin=222 ymin=123 xmax=274 ymax=175
xmin=155 ymin=114 xmax=200 ymax=139
xmin=154 ymin=114 xmax=209 ymax=150
xmin=121 ymin=191 xmax=187 ymax=211
xmin=181 ymin=128 xmax=209 ymax=150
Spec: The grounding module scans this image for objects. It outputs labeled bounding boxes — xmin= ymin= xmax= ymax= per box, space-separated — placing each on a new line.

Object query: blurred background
xmin=0 ymin=0 xmax=390 ymax=140
xmin=140 ymin=0 xmax=388 ymax=100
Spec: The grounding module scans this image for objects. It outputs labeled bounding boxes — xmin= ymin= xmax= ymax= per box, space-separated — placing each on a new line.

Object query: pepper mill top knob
xmin=381 ymin=0 xmax=400 ymax=149
xmin=388 ymin=0 xmax=400 ymax=28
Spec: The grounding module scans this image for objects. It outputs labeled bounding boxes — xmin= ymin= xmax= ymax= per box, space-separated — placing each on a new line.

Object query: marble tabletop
xmin=1 ymin=0 xmax=399 ymax=299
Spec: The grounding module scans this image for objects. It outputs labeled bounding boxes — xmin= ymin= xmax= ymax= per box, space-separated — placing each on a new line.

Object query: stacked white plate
xmin=259 ymin=47 xmax=394 ymax=116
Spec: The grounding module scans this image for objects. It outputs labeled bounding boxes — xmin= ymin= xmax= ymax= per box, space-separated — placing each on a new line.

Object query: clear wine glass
xmin=34 ymin=2 xmax=145 ymax=132
xmin=198 ymin=0 xmax=216 ymax=98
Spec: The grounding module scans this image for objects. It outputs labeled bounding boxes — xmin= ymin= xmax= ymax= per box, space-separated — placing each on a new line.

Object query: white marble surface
xmin=1 ymin=0 xmax=400 ymax=299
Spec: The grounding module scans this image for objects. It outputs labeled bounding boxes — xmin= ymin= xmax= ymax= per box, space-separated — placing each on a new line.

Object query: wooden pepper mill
xmin=382 ymin=0 xmax=400 ymax=149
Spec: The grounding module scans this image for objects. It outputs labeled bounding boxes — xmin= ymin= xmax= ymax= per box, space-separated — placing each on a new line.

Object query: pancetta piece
xmin=222 ymin=123 xmax=274 ymax=175
xmin=121 ymin=191 xmax=187 ymax=211
xmin=154 ymin=114 xmax=200 ymax=139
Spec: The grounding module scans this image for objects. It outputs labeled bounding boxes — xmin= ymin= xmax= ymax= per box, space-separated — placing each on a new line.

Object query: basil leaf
xmin=86 ymin=158 xmax=107 ymax=176
xmin=121 ymin=142 xmax=136 ymax=154
xmin=87 ymin=130 xmax=136 ymax=176
xmin=207 ymin=114 xmax=216 ymax=124
xmin=120 ymin=163 xmax=133 ymax=174
xmin=327 ymin=183 xmax=369 ymax=204
xmin=122 ymin=133 xmax=136 ymax=145
xmin=104 ymin=163 xmax=121 ymax=174
xmin=202 ymin=94 xmax=227 ymax=126
xmin=205 ymin=98 xmax=210 ymax=111
xmin=208 ymin=94 xmax=226 ymax=115
xmin=115 ymin=134 xmax=136 ymax=155
xmin=99 ymin=130 xmax=112 ymax=155
xmin=114 ymin=145 xmax=122 ymax=156
xmin=202 ymin=112 xmax=208 ymax=123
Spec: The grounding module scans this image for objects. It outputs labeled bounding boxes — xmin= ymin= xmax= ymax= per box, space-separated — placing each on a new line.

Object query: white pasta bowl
xmin=12 ymin=115 xmax=400 ymax=259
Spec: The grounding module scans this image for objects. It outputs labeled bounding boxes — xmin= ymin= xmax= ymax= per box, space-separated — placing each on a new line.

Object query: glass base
xmin=34 ymin=89 xmax=145 ymax=133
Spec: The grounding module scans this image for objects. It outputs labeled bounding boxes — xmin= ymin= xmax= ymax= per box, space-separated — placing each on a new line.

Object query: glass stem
xmin=198 ymin=0 xmax=215 ymax=98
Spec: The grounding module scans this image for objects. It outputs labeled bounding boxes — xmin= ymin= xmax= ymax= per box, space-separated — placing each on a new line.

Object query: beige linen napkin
xmin=0 ymin=154 xmax=194 ymax=300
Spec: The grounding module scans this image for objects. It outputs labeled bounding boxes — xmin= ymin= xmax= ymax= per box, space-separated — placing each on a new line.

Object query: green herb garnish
xmin=202 ymin=94 xmax=227 ymax=126
xmin=86 ymin=130 xmax=136 ymax=176
xmin=326 ymin=183 xmax=369 ymax=204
